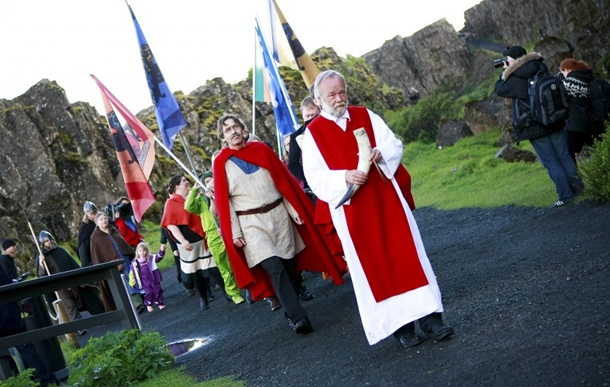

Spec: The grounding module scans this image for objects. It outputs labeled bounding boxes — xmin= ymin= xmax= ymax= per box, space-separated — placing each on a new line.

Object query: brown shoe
xmin=268 ymin=296 xmax=282 ymax=311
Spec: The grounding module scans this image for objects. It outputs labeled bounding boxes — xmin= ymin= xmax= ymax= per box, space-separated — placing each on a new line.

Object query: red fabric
xmin=94 ymin=77 xmax=156 ymax=222
xmin=114 ymin=217 xmax=143 ymax=247
xmin=395 ymin=165 xmax=416 ymax=211
xmin=307 ymin=106 xmax=428 ymax=302
xmin=283 ymin=160 xmax=305 ymax=189
xmin=161 ymin=194 xmax=205 ymax=240
xmin=213 ymin=142 xmax=347 ymax=302
xmin=314 ymin=199 xmax=344 ymax=257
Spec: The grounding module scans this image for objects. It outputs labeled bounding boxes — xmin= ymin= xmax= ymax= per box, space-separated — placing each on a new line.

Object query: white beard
xmin=321 ymin=98 xmax=348 ymax=117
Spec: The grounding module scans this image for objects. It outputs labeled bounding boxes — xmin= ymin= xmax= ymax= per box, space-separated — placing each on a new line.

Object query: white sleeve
xmin=368 ymin=109 xmax=404 ymax=178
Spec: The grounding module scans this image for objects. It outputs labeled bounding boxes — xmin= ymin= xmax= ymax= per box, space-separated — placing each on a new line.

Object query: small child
xmin=130 ymin=242 xmax=166 ymax=312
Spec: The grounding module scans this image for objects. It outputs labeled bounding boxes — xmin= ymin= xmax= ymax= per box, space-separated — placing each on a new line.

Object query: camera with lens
xmin=103 ymin=203 xmax=117 ymax=224
xmin=115 ymin=201 xmax=133 ymax=219
xmin=493 ymin=57 xmax=507 ymax=68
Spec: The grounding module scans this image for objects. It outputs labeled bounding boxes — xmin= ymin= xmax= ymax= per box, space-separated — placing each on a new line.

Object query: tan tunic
xmin=225 ymin=159 xmax=305 ymax=268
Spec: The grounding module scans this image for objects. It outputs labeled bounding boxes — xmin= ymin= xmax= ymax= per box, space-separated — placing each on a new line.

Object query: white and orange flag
xmin=91 ymin=74 xmax=156 ymax=222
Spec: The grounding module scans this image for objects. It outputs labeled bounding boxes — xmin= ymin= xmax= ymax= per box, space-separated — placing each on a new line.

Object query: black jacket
xmin=77 ymin=220 xmax=96 ymax=266
xmin=562 ymin=69 xmax=594 ymax=133
xmin=0 ymin=265 xmax=23 ymax=334
xmin=494 ymin=52 xmax=564 ymax=142
xmin=288 ymin=119 xmax=314 ymax=189
xmin=0 ymin=253 xmax=18 ymax=280
xmin=38 ymin=246 xmax=81 ymax=277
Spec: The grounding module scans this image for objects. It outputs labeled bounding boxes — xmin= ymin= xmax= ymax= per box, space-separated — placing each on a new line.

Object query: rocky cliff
xmin=462 ymin=0 xmax=610 ymax=77
xmin=362 ymin=0 xmax=609 ymax=101
xmin=2 ymin=0 xmax=609 ymax=274
xmin=363 ymin=19 xmax=472 ymax=100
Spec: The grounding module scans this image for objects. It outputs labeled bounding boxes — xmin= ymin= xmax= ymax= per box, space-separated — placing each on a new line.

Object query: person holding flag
xmin=162 ymin=175 xmax=216 ymax=311
xmin=185 ymin=171 xmax=245 ymax=305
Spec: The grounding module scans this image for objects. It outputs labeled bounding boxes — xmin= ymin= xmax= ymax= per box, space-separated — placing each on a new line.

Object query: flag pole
xmin=152 ymin=134 xmax=208 ymax=192
xmin=252 ymin=26 xmax=257 ymax=136
xmin=177 ymin=131 xmax=198 ymax=176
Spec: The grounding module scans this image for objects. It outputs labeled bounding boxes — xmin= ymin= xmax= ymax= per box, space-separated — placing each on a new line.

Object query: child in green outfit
xmin=185 ymin=171 xmax=245 ymax=304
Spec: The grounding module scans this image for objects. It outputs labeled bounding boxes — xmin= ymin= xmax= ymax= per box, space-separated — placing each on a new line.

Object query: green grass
xmin=403 ymin=128 xmax=558 ymax=209
xmin=135 ymin=368 xmax=245 ymax=387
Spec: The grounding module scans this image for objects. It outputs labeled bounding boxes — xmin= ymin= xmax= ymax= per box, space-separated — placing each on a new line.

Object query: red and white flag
xmin=91 ymin=74 xmax=156 ymax=222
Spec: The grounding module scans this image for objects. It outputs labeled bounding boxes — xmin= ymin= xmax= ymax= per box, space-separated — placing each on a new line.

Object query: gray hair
xmin=217 ymin=114 xmax=247 ymax=140
xmin=313 ymin=70 xmax=346 ymax=100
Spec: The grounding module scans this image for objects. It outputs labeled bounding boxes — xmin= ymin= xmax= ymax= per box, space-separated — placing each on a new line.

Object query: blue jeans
xmin=530 ymin=130 xmax=583 ymax=202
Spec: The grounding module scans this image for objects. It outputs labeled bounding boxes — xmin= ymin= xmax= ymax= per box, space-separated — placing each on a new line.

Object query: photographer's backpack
xmin=589 ymin=78 xmax=610 ymax=122
xmin=527 ymin=70 xmax=569 ymax=126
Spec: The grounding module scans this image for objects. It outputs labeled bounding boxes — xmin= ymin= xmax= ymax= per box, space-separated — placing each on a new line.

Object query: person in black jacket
xmin=288 ymin=96 xmax=321 ymax=192
xmin=559 ymin=58 xmax=602 ymax=162
xmin=37 ymin=231 xmax=105 ymax=331
xmin=0 ymin=265 xmax=52 ymax=386
xmin=0 ymin=238 xmax=19 ymax=281
xmin=77 ymin=201 xmax=98 ymax=267
xmin=495 ymin=46 xmax=583 ymax=207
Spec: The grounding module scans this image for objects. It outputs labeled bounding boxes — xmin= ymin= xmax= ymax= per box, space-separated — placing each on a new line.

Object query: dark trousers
xmin=192 ymin=276 xmax=209 ymax=303
xmin=175 ymin=254 xmax=195 ymax=291
xmin=393 ymin=312 xmax=443 ymax=338
xmin=259 ymin=256 xmax=307 ymax=324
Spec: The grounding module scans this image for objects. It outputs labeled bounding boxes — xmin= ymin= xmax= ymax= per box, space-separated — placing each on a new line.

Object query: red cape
xmin=161 ymin=194 xmax=205 ymax=240
xmin=213 ymin=142 xmax=347 ymax=301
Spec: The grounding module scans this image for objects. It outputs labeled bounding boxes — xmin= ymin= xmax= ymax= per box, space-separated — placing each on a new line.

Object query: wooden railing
xmin=0 ymin=261 xmax=140 ymax=350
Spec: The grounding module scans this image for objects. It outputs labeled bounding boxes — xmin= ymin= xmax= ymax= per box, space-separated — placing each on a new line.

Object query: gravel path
xmin=85 ymin=200 xmax=610 ymax=386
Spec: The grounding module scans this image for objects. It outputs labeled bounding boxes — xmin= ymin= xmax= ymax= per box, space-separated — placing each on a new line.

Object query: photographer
xmin=113 ymin=197 xmax=143 ymax=248
xmin=494 ymin=45 xmax=583 ymax=208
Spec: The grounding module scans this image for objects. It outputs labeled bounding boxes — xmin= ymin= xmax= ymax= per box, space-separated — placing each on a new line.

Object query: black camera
xmin=115 ymin=201 xmax=133 ymax=218
xmin=17 ymin=272 xmax=31 ymax=282
xmin=493 ymin=57 xmax=507 ymax=68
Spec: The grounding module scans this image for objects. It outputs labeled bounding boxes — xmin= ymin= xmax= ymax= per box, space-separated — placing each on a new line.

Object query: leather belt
xmin=235 ymin=197 xmax=283 ymax=216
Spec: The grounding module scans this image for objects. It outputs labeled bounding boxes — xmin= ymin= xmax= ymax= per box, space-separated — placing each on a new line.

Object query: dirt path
xmin=85 ymin=200 xmax=610 ymax=386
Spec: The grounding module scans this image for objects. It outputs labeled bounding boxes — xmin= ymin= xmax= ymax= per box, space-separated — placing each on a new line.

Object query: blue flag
xmin=255 ymin=18 xmax=300 ymax=137
xmin=127 ymin=3 xmax=187 ymax=151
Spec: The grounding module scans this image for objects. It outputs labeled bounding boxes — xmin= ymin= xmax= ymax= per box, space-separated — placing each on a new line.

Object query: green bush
xmin=386 ymin=91 xmax=459 ymax=144
xmin=0 ymin=368 xmax=39 ymax=387
xmin=68 ymin=329 xmax=174 ymax=387
xmin=580 ymin=128 xmax=610 ymax=201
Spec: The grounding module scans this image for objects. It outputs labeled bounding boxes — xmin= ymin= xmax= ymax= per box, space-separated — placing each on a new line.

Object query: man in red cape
xmin=213 ymin=114 xmax=346 ymax=334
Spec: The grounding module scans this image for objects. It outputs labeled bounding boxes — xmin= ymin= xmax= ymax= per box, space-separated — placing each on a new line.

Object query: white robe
xmin=302 ymin=108 xmax=444 ymax=345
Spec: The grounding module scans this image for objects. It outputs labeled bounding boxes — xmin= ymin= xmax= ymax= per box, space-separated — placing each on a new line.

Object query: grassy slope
xmin=404 ymin=128 xmax=558 ymax=209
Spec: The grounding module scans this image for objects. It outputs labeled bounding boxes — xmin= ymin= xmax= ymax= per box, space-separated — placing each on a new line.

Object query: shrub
xmin=580 ymin=128 xmax=610 ymax=201
xmin=68 ymin=329 xmax=174 ymax=387
xmin=0 ymin=368 xmax=39 ymax=387
xmin=386 ymin=91 xmax=458 ymax=144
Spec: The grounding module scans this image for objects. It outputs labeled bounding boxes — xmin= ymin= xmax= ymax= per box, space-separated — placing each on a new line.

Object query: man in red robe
xmin=213 ymin=114 xmax=346 ymax=334
xmin=302 ymin=70 xmax=454 ymax=348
